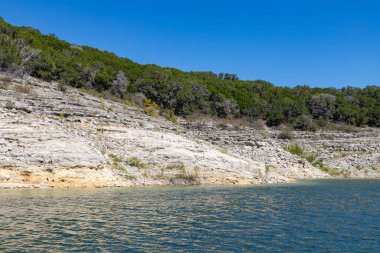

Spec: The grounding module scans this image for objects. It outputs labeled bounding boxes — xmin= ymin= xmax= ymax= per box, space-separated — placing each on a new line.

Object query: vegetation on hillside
xmin=1 ymin=17 xmax=379 ymax=127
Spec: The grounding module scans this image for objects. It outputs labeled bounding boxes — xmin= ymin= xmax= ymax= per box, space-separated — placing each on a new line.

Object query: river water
xmin=0 ymin=180 xmax=379 ymax=252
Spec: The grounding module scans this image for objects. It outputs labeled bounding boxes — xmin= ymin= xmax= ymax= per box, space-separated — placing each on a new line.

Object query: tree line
xmin=1 ymin=17 xmax=379 ymax=128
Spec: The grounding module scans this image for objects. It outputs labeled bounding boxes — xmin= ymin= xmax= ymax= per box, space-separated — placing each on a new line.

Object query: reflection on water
xmin=1 ymin=180 xmax=380 ymax=252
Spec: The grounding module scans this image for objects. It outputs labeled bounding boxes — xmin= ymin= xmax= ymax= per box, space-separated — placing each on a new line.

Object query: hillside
xmin=1 ymin=18 xmax=380 ymax=188
xmin=0 ymin=17 xmax=379 ymax=128
xmin=0 ymin=74 xmax=379 ymax=188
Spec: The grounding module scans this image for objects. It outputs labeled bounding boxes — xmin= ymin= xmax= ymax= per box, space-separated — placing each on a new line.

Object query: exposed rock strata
xmin=0 ymin=74 xmax=378 ymax=188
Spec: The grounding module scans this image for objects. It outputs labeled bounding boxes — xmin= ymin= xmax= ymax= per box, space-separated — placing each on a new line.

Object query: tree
xmin=209 ymin=93 xmax=238 ymax=118
xmin=1 ymin=17 xmax=379 ymax=127
xmin=266 ymin=110 xmax=285 ymax=126
xmin=309 ymin=93 xmax=336 ymax=120
xmin=293 ymin=115 xmax=317 ymax=131
xmin=85 ymin=64 xmax=101 ymax=88
xmin=0 ymin=38 xmax=41 ymax=77
xmin=111 ymin=70 xmax=129 ymax=98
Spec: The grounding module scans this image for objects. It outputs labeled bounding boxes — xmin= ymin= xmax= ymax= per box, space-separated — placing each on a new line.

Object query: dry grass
xmin=322 ymin=123 xmax=360 ymax=133
xmin=0 ymin=76 xmax=12 ymax=90
xmin=144 ymin=98 xmax=159 ymax=117
xmin=13 ymin=83 xmax=32 ymax=94
xmin=127 ymin=156 xmax=146 ymax=169
xmin=154 ymin=164 xmax=200 ymax=184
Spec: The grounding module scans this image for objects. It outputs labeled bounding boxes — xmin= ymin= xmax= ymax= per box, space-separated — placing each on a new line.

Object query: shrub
xmin=57 ymin=81 xmax=68 ymax=92
xmin=111 ymin=70 xmax=129 ymax=99
xmin=356 ymin=165 xmax=363 ymax=171
xmin=13 ymin=84 xmax=32 ymax=94
xmin=165 ymin=108 xmax=178 ymax=123
xmin=108 ymin=154 xmax=129 ymax=173
xmin=293 ymin=115 xmax=317 ymax=131
xmin=311 ymin=158 xmax=340 ymax=175
xmin=310 ymin=93 xmax=337 ymax=120
xmin=109 ymin=153 xmax=123 ymax=163
xmin=315 ymin=119 xmax=328 ymax=127
xmin=127 ymin=156 xmax=146 ymax=168
xmin=250 ymin=119 xmax=266 ymax=130
xmin=113 ymin=163 xmax=128 ymax=173
xmin=125 ymin=93 xmax=144 ymax=108
xmin=100 ymin=98 xmax=105 ymax=110
xmin=154 ymin=164 xmax=200 ymax=183
xmin=59 ymin=112 xmax=65 ymax=120
xmin=285 ymin=144 xmax=304 ymax=156
xmin=266 ymin=110 xmax=285 ymax=127
xmin=171 ymin=170 xmax=199 ymax=183
xmin=265 ymin=165 xmax=270 ymax=174
xmin=77 ymin=87 xmax=104 ymax=98
xmin=305 ymin=154 xmax=316 ymax=163
xmin=317 ymin=164 xmax=341 ymax=176
xmin=278 ymin=130 xmax=293 ymax=140
xmin=163 ymin=163 xmax=186 ymax=172
xmin=124 ymin=99 xmax=135 ymax=107
xmin=169 ymin=166 xmax=199 ymax=183
xmin=144 ymin=98 xmax=159 ymax=117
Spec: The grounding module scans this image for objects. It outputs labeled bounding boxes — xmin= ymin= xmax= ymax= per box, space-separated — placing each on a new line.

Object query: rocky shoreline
xmin=0 ymin=74 xmax=379 ymax=189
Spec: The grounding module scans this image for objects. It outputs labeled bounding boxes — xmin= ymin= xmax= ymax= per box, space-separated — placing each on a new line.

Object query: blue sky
xmin=1 ymin=0 xmax=380 ymax=87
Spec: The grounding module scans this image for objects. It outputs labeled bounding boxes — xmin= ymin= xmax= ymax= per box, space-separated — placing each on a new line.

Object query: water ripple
xmin=1 ymin=180 xmax=380 ymax=252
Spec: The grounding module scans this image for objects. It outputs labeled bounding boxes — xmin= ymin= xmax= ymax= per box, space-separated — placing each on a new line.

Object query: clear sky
xmin=1 ymin=0 xmax=379 ymax=87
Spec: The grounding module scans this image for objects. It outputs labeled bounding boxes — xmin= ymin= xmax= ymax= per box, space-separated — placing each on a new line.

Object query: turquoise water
xmin=0 ymin=180 xmax=379 ymax=252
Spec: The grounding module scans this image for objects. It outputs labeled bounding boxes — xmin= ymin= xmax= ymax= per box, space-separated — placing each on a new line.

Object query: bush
xmin=171 ymin=170 xmax=199 ymax=183
xmin=109 ymin=153 xmax=123 ymax=163
xmin=111 ymin=70 xmax=129 ymax=98
xmin=250 ymin=119 xmax=266 ymax=130
xmin=108 ymin=154 xmax=128 ymax=173
xmin=58 ymin=81 xmax=68 ymax=92
xmin=100 ymin=98 xmax=105 ymax=110
xmin=59 ymin=111 xmax=65 ymax=120
xmin=266 ymin=110 xmax=285 ymax=127
xmin=310 ymin=93 xmax=336 ymax=120
xmin=13 ymin=84 xmax=32 ymax=94
xmin=144 ymin=98 xmax=159 ymax=117
xmin=293 ymin=115 xmax=317 ymax=131
xmin=127 ymin=156 xmax=146 ymax=168
xmin=125 ymin=93 xmax=144 ymax=108
xmin=313 ymin=159 xmax=341 ymax=175
xmin=166 ymin=109 xmax=178 ymax=123
xmin=315 ymin=119 xmax=328 ymax=127
xmin=305 ymin=154 xmax=316 ymax=163
xmin=265 ymin=165 xmax=270 ymax=173
xmin=285 ymin=144 xmax=304 ymax=156
xmin=278 ymin=130 xmax=293 ymax=140
xmin=163 ymin=163 xmax=186 ymax=172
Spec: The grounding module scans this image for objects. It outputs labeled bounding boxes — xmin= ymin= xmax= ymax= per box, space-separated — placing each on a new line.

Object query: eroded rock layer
xmin=1 ymin=74 xmax=378 ymax=188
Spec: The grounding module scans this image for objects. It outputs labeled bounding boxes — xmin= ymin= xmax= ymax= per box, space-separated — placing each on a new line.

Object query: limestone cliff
xmin=0 ymin=74 xmax=378 ymax=188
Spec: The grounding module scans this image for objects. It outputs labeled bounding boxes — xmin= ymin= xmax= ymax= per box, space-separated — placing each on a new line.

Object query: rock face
xmin=0 ymin=74 xmax=378 ymax=188
xmin=288 ymin=130 xmax=380 ymax=178
xmin=186 ymin=121 xmax=380 ymax=180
